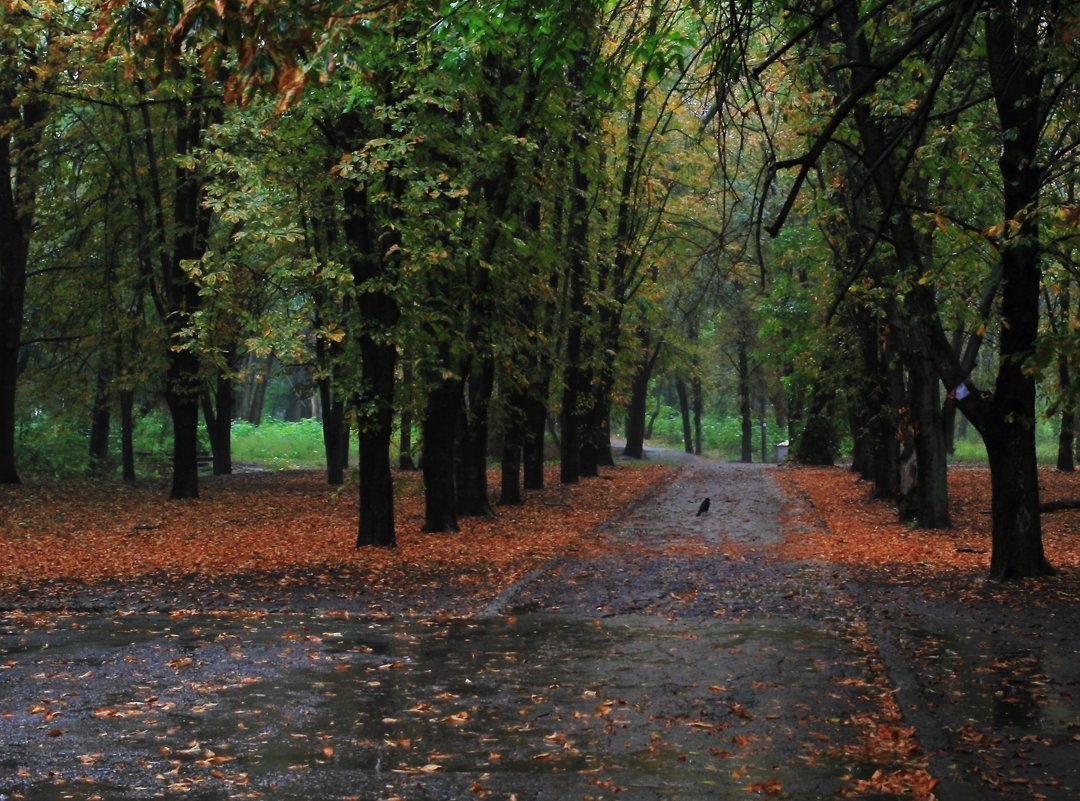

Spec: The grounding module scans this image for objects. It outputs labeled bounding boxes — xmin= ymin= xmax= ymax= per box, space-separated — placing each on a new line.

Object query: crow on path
xmin=696 ymin=497 xmax=711 ymax=516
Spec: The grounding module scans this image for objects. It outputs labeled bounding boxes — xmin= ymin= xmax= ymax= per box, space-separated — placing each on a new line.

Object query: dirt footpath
xmin=2 ymin=458 xmax=1078 ymax=800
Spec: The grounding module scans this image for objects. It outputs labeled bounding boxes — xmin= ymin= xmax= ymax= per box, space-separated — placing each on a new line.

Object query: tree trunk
xmin=499 ymin=438 xmax=522 ymax=506
xmin=692 ymin=374 xmax=704 ymax=455
xmin=166 ymin=349 xmax=201 ymax=500
xmin=120 ymin=388 xmax=136 ymax=482
xmin=794 ymin=384 xmax=837 ymax=466
xmin=623 ymin=334 xmax=659 ymax=459
xmin=500 ymin=387 xmax=525 ymax=505
xmin=559 ymin=4 xmax=598 ymax=486
xmin=984 ymin=423 xmax=1051 ymax=579
xmin=979 ymin=1 xmax=1051 ymax=577
xmin=204 ymin=371 xmax=233 ymax=476
xmin=421 ymin=377 xmax=461 ymax=533
xmin=458 ymin=362 xmax=495 ymax=517
xmin=399 ymin=408 xmax=416 ymax=471
xmin=522 ymin=389 xmax=547 ymax=490
xmin=88 ymin=369 xmax=112 ymax=475
xmin=336 ymin=151 xmax=400 ymax=546
xmin=905 ymin=357 xmax=950 ymax=527
xmin=738 ymin=341 xmax=753 ymax=462
xmin=1058 ymin=406 xmax=1075 ymax=473
xmin=320 ymin=381 xmax=347 ymax=485
xmin=0 ymin=75 xmax=46 ymax=485
xmin=675 ymin=379 xmax=693 ymax=454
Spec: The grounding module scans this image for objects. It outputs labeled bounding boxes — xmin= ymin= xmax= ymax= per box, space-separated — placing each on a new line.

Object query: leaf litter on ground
xmin=0 ymin=464 xmax=674 ymax=612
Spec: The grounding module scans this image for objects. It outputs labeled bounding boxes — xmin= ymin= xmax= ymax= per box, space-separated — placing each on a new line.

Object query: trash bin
xmin=774 ymin=440 xmax=789 ymax=462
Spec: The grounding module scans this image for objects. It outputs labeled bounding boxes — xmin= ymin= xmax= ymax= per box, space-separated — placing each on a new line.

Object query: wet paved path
xmin=4 ymin=457 xmax=1075 ymax=799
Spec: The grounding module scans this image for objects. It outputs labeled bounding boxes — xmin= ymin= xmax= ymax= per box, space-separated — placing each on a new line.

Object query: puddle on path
xmin=2 ymin=611 xmax=880 ymax=800
xmin=898 ymin=625 xmax=1080 ymax=732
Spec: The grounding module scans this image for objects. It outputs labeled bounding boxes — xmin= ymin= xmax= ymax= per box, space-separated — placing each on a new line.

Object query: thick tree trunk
xmin=398 ymin=409 xmax=416 ymax=471
xmin=978 ymin=1 xmax=1051 ymax=577
xmin=499 ymin=440 xmax=522 ymax=506
xmin=985 ymin=423 xmax=1051 ymax=579
xmin=421 ymin=378 xmax=461 ymax=533
xmin=356 ymin=337 xmax=398 ymax=547
xmin=794 ymin=385 xmax=837 ymax=466
xmin=458 ymin=363 xmax=495 ymax=517
xmin=166 ymin=349 xmax=201 ymax=500
xmin=0 ymin=83 xmax=45 ymax=485
xmin=522 ymin=390 xmax=547 ymax=490
xmin=340 ymin=170 xmax=400 ymax=546
xmin=623 ymin=335 xmax=659 ymax=459
xmin=204 ymin=372 xmax=233 ymax=476
xmin=320 ymin=383 xmax=347 ymax=485
xmin=906 ymin=358 xmax=950 ymax=527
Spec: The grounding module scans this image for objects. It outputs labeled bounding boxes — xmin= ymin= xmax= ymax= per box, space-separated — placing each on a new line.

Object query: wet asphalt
xmin=2 ymin=453 xmax=1078 ymax=800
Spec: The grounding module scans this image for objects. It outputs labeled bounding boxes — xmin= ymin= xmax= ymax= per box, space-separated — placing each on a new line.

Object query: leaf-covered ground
xmin=775 ymin=464 xmax=1080 ymax=801
xmin=0 ymin=464 xmax=674 ymax=614
xmin=774 ymin=463 xmax=1080 ymax=590
xmin=3 ymin=460 xmax=1079 ymax=800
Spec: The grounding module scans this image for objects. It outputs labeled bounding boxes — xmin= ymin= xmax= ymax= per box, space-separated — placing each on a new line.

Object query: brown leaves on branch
xmin=0 ymin=465 xmax=673 ymax=602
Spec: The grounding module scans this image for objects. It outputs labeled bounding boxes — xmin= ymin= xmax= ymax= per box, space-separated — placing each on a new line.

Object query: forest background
xmin=1 ymin=0 xmax=1078 ymax=580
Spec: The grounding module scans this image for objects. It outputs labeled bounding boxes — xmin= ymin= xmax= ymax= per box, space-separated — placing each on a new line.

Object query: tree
xmin=757 ymin=0 xmax=1078 ymax=576
xmin=0 ymin=4 xmax=53 ymax=484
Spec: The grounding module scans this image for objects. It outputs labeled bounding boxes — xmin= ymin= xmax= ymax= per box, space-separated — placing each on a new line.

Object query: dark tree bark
xmin=899 ymin=353 xmax=950 ymax=527
xmin=120 ymin=387 xmax=136 ymax=482
xmin=1053 ymin=284 xmax=1075 ymax=472
xmin=675 ymin=379 xmax=693 ymax=454
xmin=342 ymin=176 xmax=400 ymax=547
xmin=691 ymin=373 xmax=704 ymax=456
xmin=559 ymin=150 xmax=591 ymax=485
xmin=623 ymin=333 xmax=660 ymax=459
xmin=130 ymin=77 xmax=215 ymax=500
xmin=421 ymin=376 xmax=461 ymax=533
xmin=794 ymin=380 xmax=837 ymax=466
xmin=88 ymin=369 xmax=112 ymax=475
xmin=522 ymin=389 xmax=548 ymax=490
xmin=1058 ymin=405 xmax=1075 ymax=473
xmin=737 ymin=341 xmax=753 ymax=463
xmin=458 ymin=363 xmax=496 ymax=517
xmin=166 ymin=347 xmax=202 ymax=500
xmin=202 ymin=370 xmax=233 ymax=476
xmin=0 ymin=54 xmax=46 ymax=485
xmin=499 ymin=386 xmax=527 ymax=506
xmin=559 ymin=1 xmax=600 ymax=486
xmin=974 ymin=1 xmax=1051 ymax=576
xmin=320 ymin=387 xmax=348 ymax=485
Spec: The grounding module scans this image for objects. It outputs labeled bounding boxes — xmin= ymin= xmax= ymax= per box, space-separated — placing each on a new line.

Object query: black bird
xmin=696 ymin=497 xmax=711 ymax=516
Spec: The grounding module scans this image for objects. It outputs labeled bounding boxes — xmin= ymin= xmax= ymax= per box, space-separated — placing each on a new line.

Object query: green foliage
xmin=231 ymin=419 xmax=326 ymax=470
xmin=647 ymin=407 xmax=757 ymax=461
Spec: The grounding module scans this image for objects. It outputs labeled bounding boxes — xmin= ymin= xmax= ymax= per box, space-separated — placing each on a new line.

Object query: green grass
xmin=231 ymin=419 xmax=327 ymax=469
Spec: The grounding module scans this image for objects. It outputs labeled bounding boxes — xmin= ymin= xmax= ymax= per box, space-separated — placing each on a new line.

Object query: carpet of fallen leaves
xmin=774 ymin=464 xmax=1080 ymax=578
xmin=0 ymin=464 xmax=674 ymax=605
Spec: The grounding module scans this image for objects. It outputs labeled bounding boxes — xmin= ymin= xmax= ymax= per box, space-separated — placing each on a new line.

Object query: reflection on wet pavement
xmin=2 ymin=608 xmax=885 ymax=801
